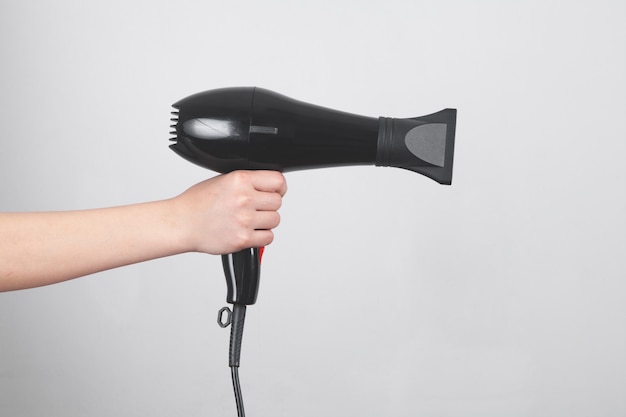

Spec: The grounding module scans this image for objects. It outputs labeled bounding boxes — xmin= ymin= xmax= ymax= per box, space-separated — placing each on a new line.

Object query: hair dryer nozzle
xmin=376 ymin=109 xmax=457 ymax=185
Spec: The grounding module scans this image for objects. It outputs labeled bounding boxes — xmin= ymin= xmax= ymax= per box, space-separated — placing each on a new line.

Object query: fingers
xmin=251 ymin=210 xmax=281 ymax=231
xmin=249 ymin=229 xmax=276 ymax=248
xmin=233 ymin=171 xmax=285 ymax=251
xmin=252 ymin=189 xmax=283 ymax=211
xmin=177 ymin=170 xmax=287 ymax=255
xmin=248 ymin=170 xmax=288 ymax=196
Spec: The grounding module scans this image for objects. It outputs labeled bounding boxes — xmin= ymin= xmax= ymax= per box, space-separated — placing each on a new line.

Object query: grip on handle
xmin=222 ymin=248 xmax=261 ymax=305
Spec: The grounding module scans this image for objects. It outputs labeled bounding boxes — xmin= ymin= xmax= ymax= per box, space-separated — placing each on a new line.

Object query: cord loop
xmin=218 ymin=306 xmax=232 ymax=328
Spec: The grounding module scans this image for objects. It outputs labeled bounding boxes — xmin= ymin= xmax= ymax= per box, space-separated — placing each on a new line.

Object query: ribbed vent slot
xmin=169 ymin=107 xmax=179 ymax=142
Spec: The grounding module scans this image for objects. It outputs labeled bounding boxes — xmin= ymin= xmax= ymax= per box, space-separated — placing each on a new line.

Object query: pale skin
xmin=0 ymin=170 xmax=287 ymax=292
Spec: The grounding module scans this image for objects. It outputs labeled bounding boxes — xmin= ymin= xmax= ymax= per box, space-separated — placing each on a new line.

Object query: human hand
xmin=172 ymin=171 xmax=287 ymax=255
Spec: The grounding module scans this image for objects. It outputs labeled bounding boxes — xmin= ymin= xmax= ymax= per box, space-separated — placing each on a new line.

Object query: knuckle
xmin=231 ymin=170 xmax=249 ymax=180
xmin=230 ymin=170 xmax=250 ymax=187
xmin=236 ymin=194 xmax=253 ymax=209
xmin=234 ymin=231 xmax=252 ymax=249
xmin=237 ymin=211 xmax=253 ymax=228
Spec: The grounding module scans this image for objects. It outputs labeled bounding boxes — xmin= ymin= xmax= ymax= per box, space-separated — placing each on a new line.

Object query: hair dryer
xmin=170 ymin=87 xmax=455 ymax=184
xmin=169 ymin=87 xmax=457 ymax=416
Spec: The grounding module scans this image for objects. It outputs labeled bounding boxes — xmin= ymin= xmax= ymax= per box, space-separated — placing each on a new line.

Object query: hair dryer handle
xmin=221 ymin=248 xmax=261 ymax=305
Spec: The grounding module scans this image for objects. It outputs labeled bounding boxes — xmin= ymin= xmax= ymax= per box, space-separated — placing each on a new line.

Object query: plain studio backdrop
xmin=1 ymin=1 xmax=625 ymax=416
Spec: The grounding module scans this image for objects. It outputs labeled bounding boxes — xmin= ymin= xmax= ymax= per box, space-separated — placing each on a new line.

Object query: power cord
xmin=231 ymin=366 xmax=245 ymax=417
xmin=219 ymin=303 xmax=247 ymax=417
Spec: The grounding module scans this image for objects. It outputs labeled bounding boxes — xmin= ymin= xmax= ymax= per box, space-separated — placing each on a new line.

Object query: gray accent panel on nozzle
xmin=405 ymin=124 xmax=447 ymax=168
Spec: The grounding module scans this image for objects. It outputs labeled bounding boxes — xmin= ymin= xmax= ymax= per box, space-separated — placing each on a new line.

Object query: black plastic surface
xmin=222 ymin=248 xmax=261 ymax=305
xmin=170 ymin=86 xmax=456 ymax=184
xmin=170 ymin=87 xmax=379 ymax=173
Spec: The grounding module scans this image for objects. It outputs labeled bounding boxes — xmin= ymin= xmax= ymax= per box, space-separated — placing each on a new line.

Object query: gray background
xmin=1 ymin=1 xmax=625 ymax=416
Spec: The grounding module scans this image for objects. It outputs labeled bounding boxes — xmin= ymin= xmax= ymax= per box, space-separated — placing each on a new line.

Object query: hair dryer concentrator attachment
xmin=169 ymin=87 xmax=456 ymax=184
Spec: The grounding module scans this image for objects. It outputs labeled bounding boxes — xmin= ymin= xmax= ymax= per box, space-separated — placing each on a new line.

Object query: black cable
xmin=229 ymin=304 xmax=246 ymax=367
xmin=231 ymin=366 xmax=245 ymax=417
xmin=229 ymin=304 xmax=247 ymax=417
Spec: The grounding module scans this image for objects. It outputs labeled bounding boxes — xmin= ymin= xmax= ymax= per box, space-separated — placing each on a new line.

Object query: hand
xmin=173 ymin=171 xmax=287 ymax=255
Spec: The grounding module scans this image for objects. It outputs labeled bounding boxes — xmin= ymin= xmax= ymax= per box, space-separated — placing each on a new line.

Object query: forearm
xmin=0 ymin=199 xmax=185 ymax=291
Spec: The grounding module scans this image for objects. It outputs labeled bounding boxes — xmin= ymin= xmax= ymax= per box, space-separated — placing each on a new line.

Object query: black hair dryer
xmin=170 ymin=87 xmax=456 ymax=183
xmin=169 ymin=87 xmax=457 ymax=416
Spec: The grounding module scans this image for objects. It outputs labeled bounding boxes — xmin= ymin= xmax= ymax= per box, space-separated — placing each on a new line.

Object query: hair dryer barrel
xmin=169 ymin=87 xmax=456 ymax=184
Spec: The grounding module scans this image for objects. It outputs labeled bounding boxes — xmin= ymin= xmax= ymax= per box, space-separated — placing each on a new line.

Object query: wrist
xmin=159 ymin=196 xmax=196 ymax=255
